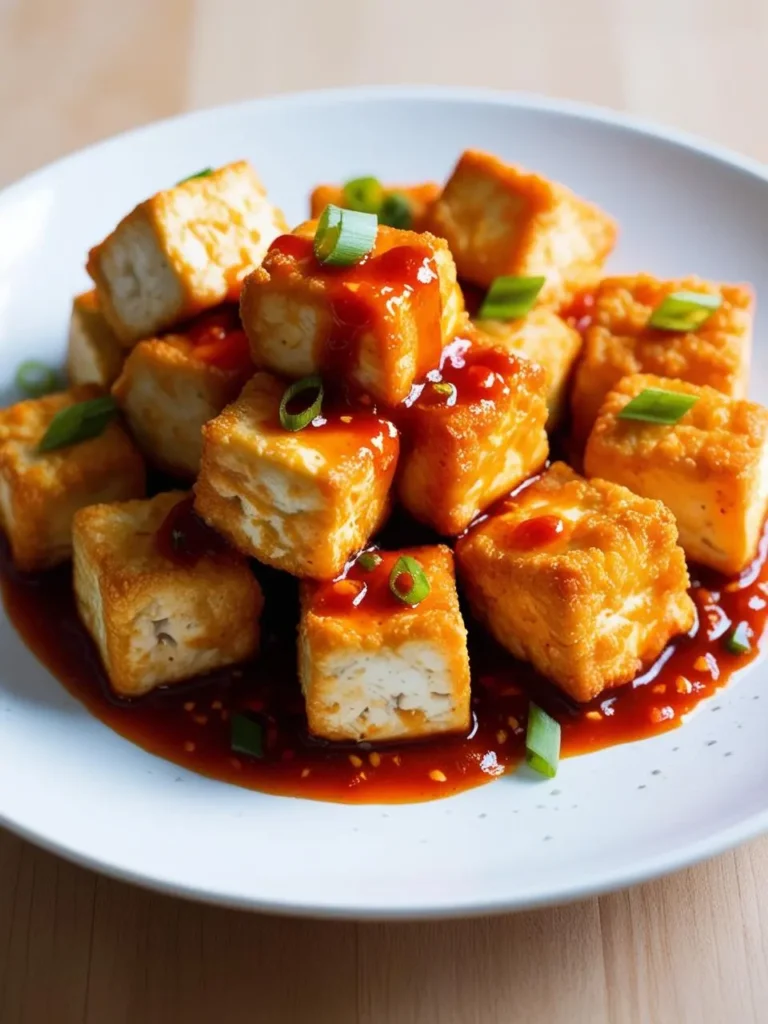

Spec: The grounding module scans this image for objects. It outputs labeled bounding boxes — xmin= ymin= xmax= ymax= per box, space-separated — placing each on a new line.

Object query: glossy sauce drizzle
xmin=1 ymin=514 xmax=765 ymax=804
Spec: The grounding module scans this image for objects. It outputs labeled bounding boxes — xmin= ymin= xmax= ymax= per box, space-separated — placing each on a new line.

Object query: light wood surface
xmin=2 ymin=1 xmax=768 ymax=1021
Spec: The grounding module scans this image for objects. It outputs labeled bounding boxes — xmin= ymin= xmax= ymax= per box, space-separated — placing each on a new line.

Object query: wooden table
xmin=2 ymin=1 xmax=768 ymax=1021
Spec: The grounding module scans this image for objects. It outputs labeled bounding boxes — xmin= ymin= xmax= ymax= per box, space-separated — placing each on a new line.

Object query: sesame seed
xmin=507 ymin=715 xmax=520 ymax=730
xmin=184 ymin=741 xmax=196 ymax=753
xmin=651 ymin=683 xmax=666 ymax=695
xmin=585 ymin=710 xmax=602 ymax=721
xmin=369 ymin=752 xmax=381 ymax=767
xmin=349 ymin=754 xmax=363 ymax=768
xmin=183 ymin=701 xmax=195 ymax=712
xmin=301 ymin=768 xmax=311 ymax=778
xmin=340 ymin=415 xmax=352 ymax=423
xmin=694 ymin=655 xmax=711 ymax=673
xmin=496 ymin=729 xmax=508 ymax=744
xmin=193 ymin=714 xmax=208 ymax=726
xmin=358 ymin=772 xmax=367 ymax=781
xmin=393 ymin=755 xmax=402 ymax=767
xmin=650 ymin=706 xmax=674 ymax=725
xmin=429 ymin=769 xmax=447 ymax=783
xmin=211 ymin=700 xmax=223 ymax=710
xmin=675 ymin=675 xmax=693 ymax=694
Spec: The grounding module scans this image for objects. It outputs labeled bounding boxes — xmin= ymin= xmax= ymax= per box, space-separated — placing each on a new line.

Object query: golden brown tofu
xmin=456 ymin=462 xmax=695 ymax=703
xmin=66 ymin=290 xmax=126 ymax=388
xmin=73 ymin=492 xmax=263 ymax=696
xmin=87 ymin=161 xmax=288 ymax=344
xmin=426 ymin=149 xmax=617 ymax=304
xmin=571 ymin=275 xmax=753 ymax=446
xmin=194 ymin=373 xmax=399 ymax=579
xmin=397 ymin=339 xmax=549 ymax=535
xmin=299 ymin=545 xmax=470 ymax=742
xmin=309 ymin=181 xmax=440 ymax=232
xmin=473 ymin=308 xmax=582 ymax=427
xmin=585 ymin=373 xmax=768 ymax=575
xmin=239 ymin=222 xmax=466 ymax=405
xmin=111 ymin=308 xmax=253 ymax=478
xmin=0 ymin=387 xmax=145 ymax=571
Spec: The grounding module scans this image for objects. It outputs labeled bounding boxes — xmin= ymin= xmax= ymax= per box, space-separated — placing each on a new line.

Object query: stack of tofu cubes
xmin=1 ymin=147 xmax=765 ymax=745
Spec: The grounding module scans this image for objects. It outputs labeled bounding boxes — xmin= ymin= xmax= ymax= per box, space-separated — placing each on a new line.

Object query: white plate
xmin=1 ymin=86 xmax=768 ymax=920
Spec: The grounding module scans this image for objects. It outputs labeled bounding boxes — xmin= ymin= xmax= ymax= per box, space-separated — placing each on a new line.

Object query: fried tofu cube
xmin=309 ymin=181 xmax=440 ymax=233
xmin=456 ymin=462 xmax=695 ymax=703
xmin=240 ymin=222 xmax=466 ymax=405
xmin=73 ymin=491 xmax=263 ymax=696
xmin=66 ymin=290 xmax=126 ymax=388
xmin=111 ymin=308 xmax=253 ymax=478
xmin=426 ymin=149 xmax=617 ymax=304
xmin=194 ymin=373 xmax=399 ymax=579
xmin=473 ymin=309 xmax=582 ymax=427
xmin=585 ymin=373 xmax=768 ymax=575
xmin=299 ymin=545 xmax=470 ymax=742
xmin=571 ymin=275 xmax=753 ymax=446
xmin=0 ymin=387 xmax=145 ymax=571
xmin=398 ymin=341 xmax=549 ymax=535
xmin=87 ymin=161 xmax=288 ymax=344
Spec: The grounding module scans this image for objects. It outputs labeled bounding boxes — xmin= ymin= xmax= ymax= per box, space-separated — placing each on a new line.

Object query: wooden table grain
xmin=2 ymin=1 xmax=768 ymax=1021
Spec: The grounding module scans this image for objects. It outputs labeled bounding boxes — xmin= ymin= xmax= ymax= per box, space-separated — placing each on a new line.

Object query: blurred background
xmin=2 ymin=1 xmax=768 ymax=1022
xmin=2 ymin=0 xmax=768 ymax=189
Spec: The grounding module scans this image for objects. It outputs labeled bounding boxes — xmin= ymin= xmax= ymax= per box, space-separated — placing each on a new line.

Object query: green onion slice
xmin=38 ymin=395 xmax=117 ymax=453
xmin=478 ymin=275 xmax=546 ymax=320
xmin=525 ymin=703 xmax=561 ymax=779
xmin=617 ymin=387 xmax=699 ymax=425
xmin=15 ymin=360 xmax=58 ymax=398
xmin=314 ymin=204 xmax=377 ymax=266
xmin=648 ymin=290 xmax=722 ymax=331
xmin=279 ymin=375 xmax=324 ymax=432
xmin=388 ymin=555 xmax=430 ymax=606
xmin=379 ymin=192 xmax=413 ymax=229
xmin=230 ymin=713 xmax=264 ymax=758
xmin=432 ymin=381 xmax=456 ymax=398
xmin=724 ymin=621 xmax=752 ymax=655
xmin=177 ymin=168 xmax=213 ymax=185
xmin=343 ymin=176 xmax=384 ymax=214
xmin=357 ymin=551 xmax=382 ymax=571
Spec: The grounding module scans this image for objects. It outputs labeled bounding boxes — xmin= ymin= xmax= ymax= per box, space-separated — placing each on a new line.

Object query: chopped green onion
xmin=314 ymin=204 xmax=377 ymax=266
xmin=230 ymin=713 xmax=264 ymax=758
xmin=379 ymin=192 xmax=413 ymax=229
xmin=525 ymin=703 xmax=561 ymax=779
xmin=648 ymin=290 xmax=722 ymax=331
xmin=343 ymin=176 xmax=384 ymax=214
xmin=357 ymin=551 xmax=382 ymax=571
xmin=388 ymin=555 xmax=430 ymax=606
xmin=478 ymin=275 xmax=546 ymax=320
xmin=38 ymin=396 xmax=117 ymax=453
xmin=177 ymin=168 xmax=213 ymax=185
xmin=279 ymin=375 xmax=324 ymax=432
xmin=15 ymin=360 xmax=58 ymax=398
xmin=724 ymin=621 xmax=752 ymax=655
xmin=432 ymin=381 xmax=456 ymax=399
xmin=617 ymin=388 xmax=699 ymax=425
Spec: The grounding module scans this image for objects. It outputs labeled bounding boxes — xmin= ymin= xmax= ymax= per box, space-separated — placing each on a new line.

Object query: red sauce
xmin=180 ymin=306 xmax=252 ymax=373
xmin=400 ymin=337 xmax=520 ymax=413
xmin=266 ymin=233 xmax=443 ymax=388
xmin=563 ymin=290 xmax=595 ymax=333
xmin=155 ymin=496 xmax=231 ymax=566
xmin=1 ymin=515 xmax=765 ymax=804
xmin=508 ymin=514 xmax=566 ymax=550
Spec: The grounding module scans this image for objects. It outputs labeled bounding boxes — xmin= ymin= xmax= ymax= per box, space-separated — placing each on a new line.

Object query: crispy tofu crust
xmin=239 ymin=222 xmax=466 ymax=405
xmin=397 ymin=342 xmax=549 ymax=535
xmin=0 ymin=387 xmax=146 ymax=571
xmin=194 ymin=373 xmax=399 ymax=579
xmin=456 ymin=462 xmax=695 ymax=703
xmin=87 ymin=161 xmax=288 ymax=344
xmin=473 ymin=309 xmax=582 ymax=427
xmin=571 ymin=275 xmax=753 ymax=446
xmin=299 ymin=545 xmax=470 ymax=742
xmin=309 ymin=182 xmax=440 ymax=233
xmin=66 ymin=290 xmax=126 ymax=387
xmin=426 ymin=149 xmax=617 ymax=304
xmin=585 ymin=373 xmax=768 ymax=574
xmin=112 ymin=332 xmax=252 ymax=479
xmin=73 ymin=492 xmax=263 ymax=696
